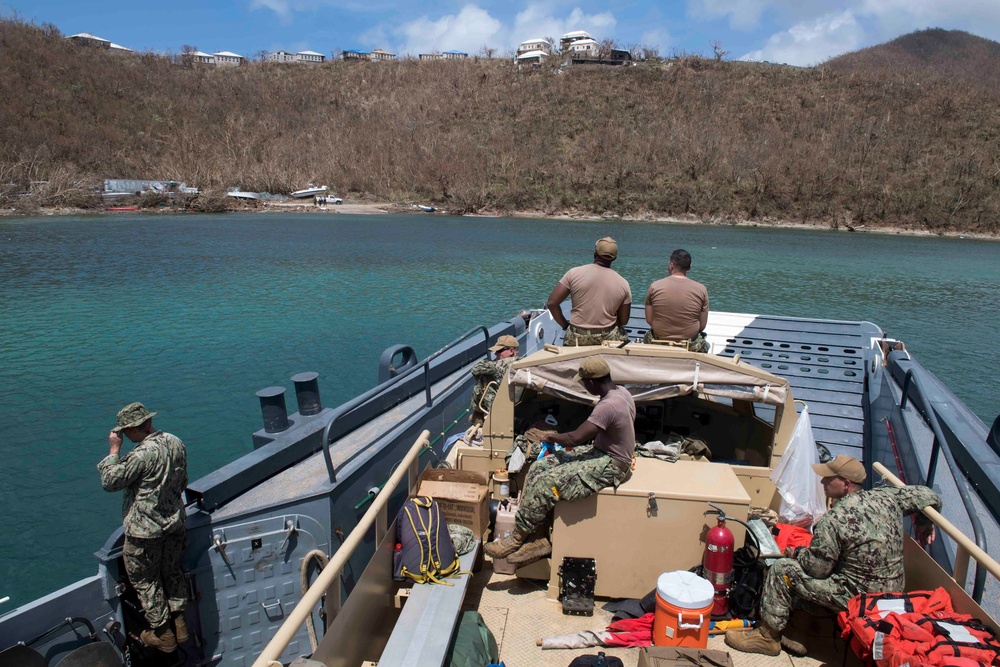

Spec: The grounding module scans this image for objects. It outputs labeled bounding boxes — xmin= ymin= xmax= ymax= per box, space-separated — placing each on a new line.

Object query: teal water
xmin=1 ymin=213 xmax=997 ymax=604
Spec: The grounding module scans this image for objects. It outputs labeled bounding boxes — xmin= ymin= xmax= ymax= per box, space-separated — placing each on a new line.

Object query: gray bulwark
xmin=712 ymin=314 xmax=880 ymax=461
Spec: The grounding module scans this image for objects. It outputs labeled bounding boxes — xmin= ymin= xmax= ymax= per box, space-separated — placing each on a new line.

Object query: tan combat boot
xmin=781 ymin=635 xmax=808 ymax=656
xmin=172 ymin=611 xmax=189 ymax=644
xmin=507 ymin=535 xmax=552 ymax=566
xmin=140 ymin=624 xmax=178 ymax=653
xmin=725 ymin=621 xmax=782 ymax=656
xmin=484 ymin=527 xmax=527 ymax=559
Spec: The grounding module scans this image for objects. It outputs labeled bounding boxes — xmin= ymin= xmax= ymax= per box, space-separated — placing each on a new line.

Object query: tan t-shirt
xmin=559 ymin=264 xmax=632 ymax=329
xmin=587 ymin=385 xmax=637 ymax=464
xmin=645 ymin=275 xmax=709 ymax=340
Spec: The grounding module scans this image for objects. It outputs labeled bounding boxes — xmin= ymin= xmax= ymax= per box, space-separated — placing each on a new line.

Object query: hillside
xmin=826 ymin=28 xmax=1000 ymax=90
xmin=1 ymin=20 xmax=999 ymax=233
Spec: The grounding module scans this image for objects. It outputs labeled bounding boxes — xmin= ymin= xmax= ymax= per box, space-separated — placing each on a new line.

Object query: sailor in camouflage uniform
xmin=727 ymin=454 xmax=940 ymax=657
xmin=485 ymin=356 xmax=635 ymax=566
xmin=99 ymin=402 xmax=190 ymax=652
xmin=469 ymin=335 xmax=519 ymax=426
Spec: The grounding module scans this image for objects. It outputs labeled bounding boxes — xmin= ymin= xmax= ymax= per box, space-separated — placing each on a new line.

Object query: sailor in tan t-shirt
xmin=547 ymin=237 xmax=633 ymax=346
xmin=644 ymin=248 xmax=709 ymax=352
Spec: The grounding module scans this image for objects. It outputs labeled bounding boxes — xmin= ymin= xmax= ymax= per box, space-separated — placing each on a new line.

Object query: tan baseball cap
xmin=595 ymin=237 xmax=618 ymax=260
xmin=488 ymin=334 xmax=519 ymax=351
xmin=812 ymin=454 xmax=866 ymax=483
xmin=113 ymin=402 xmax=157 ymax=433
xmin=573 ymin=356 xmax=611 ymax=381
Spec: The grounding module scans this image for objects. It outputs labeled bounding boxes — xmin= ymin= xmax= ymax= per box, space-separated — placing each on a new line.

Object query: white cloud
xmin=513 ymin=4 xmax=616 ymax=43
xmin=250 ymin=0 xmax=294 ymax=23
xmin=687 ymin=0 xmax=773 ymax=31
xmin=740 ymin=10 xmax=866 ymax=66
xmin=391 ymin=5 xmax=504 ymax=55
xmin=640 ymin=28 xmax=670 ymax=51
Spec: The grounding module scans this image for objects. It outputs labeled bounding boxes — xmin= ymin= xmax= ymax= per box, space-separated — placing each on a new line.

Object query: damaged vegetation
xmin=1 ymin=20 xmax=998 ymax=232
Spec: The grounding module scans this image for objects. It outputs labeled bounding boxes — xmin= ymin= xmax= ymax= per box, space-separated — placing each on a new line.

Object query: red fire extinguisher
xmin=703 ymin=503 xmax=735 ymax=617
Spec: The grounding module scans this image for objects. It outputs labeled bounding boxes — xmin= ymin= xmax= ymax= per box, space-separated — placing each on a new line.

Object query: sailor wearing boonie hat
xmin=99 ymin=402 xmax=190 ymax=652
xmin=546 ymin=237 xmax=633 ymax=347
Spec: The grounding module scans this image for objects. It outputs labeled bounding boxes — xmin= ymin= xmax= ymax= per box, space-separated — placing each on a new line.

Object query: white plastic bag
xmin=769 ymin=405 xmax=826 ymax=527
xmin=507 ymin=444 xmax=527 ymax=473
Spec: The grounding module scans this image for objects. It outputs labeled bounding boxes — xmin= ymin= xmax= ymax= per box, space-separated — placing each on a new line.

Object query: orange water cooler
xmin=653 ymin=570 xmax=715 ymax=648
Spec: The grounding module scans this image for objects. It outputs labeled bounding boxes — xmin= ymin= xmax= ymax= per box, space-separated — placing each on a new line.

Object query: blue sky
xmin=5 ymin=0 xmax=1000 ymax=66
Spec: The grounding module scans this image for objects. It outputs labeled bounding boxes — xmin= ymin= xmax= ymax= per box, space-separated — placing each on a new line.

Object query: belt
xmin=610 ymin=457 xmax=631 ymax=473
xmin=568 ymin=324 xmax=619 ymax=334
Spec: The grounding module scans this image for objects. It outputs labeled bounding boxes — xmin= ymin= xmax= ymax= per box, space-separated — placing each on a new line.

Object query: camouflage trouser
xmin=515 ymin=445 xmax=630 ymax=534
xmin=123 ymin=527 xmax=189 ymax=628
xmin=760 ymin=558 xmax=854 ymax=632
xmin=563 ymin=325 xmax=628 ymax=347
xmin=642 ymin=330 xmax=709 ymax=352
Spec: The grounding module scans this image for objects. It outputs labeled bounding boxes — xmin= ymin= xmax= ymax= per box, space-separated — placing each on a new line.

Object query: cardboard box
xmin=416 ymin=469 xmax=489 ymax=537
xmin=638 ymin=647 xmax=734 ymax=667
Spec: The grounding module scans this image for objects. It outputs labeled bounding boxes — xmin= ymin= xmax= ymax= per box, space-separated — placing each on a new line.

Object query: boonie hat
xmin=488 ymin=334 xmax=520 ymax=352
xmin=573 ymin=356 xmax=611 ymax=381
xmin=812 ymin=454 xmax=866 ymax=483
xmin=595 ymin=237 xmax=618 ymax=260
xmin=113 ymin=402 xmax=157 ymax=433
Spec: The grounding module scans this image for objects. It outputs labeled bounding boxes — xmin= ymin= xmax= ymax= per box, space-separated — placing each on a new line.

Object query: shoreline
xmin=2 ymin=201 xmax=996 ymax=241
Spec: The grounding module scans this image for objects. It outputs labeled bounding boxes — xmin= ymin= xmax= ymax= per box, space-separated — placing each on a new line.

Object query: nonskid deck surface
xmin=708 ymin=313 xmax=876 ymax=461
xmin=465 ymin=564 xmax=865 ymax=667
xmin=214 ymin=367 xmax=469 ymax=520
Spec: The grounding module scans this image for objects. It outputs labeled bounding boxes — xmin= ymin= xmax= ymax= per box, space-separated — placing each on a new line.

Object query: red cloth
xmin=605 ymin=613 xmax=655 ymax=647
xmin=774 ymin=523 xmax=814 ymax=551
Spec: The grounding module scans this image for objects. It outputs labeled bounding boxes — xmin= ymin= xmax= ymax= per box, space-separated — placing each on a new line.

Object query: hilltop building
xmin=370 ymin=49 xmax=396 ymax=61
xmin=268 ymin=50 xmax=325 ymax=63
xmin=560 ymin=30 xmax=592 ymax=52
xmin=67 ymin=33 xmax=133 ymax=55
xmin=419 ymin=50 xmax=469 ymax=60
xmin=212 ymin=51 xmax=246 ymax=67
xmin=515 ymin=37 xmax=551 ymax=65
xmin=342 ymin=49 xmax=396 ymax=62
xmin=342 ymin=49 xmax=368 ymax=61
xmin=190 ymin=51 xmax=216 ymax=65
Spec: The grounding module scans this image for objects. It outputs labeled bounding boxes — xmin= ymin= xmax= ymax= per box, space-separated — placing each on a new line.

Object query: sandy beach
xmin=3 ymin=199 xmax=996 ymax=241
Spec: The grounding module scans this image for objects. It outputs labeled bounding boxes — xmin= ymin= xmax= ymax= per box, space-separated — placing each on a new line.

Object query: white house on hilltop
xmin=565 ymin=37 xmax=599 ymax=58
xmin=268 ymin=50 xmax=325 ymax=63
xmin=560 ymin=30 xmax=593 ymax=52
xmin=517 ymin=38 xmax=552 ymax=57
xmin=213 ymin=51 xmax=245 ymax=67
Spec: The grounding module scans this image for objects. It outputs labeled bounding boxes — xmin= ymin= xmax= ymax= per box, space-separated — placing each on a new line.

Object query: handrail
xmin=873 ymin=462 xmax=1000 ymax=587
xmin=253 ymin=430 xmax=431 ymax=667
xmin=320 ymin=326 xmax=491 ymax=481
xmin=898 ymin=368 xmax=989 ymax=600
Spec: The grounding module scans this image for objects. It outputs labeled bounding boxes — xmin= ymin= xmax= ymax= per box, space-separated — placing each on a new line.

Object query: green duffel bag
xmin=445 ymin=610 xmax=499 ymax=667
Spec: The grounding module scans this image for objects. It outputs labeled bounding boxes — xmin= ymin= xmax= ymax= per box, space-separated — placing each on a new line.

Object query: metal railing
xmin=253 ymin=430 xmax=430 ymax=667
xmin=898 ymin=368 xmax=989 ymax=601
xmin=319 ymin=325 xmax=491 ymax=481
xmin=873 ymin=462 xmax=999 ymax=602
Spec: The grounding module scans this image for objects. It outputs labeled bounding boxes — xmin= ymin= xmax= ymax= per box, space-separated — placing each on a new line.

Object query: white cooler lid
xmin=657 ymin=570 xmax=714 ymax=609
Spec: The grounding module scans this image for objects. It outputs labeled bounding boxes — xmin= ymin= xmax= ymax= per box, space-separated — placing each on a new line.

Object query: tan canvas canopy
xmin=509 ymin=348 xmax=788 ymax=406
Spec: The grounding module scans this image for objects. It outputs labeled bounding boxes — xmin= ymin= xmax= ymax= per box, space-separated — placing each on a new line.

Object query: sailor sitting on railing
xmin=643 ymin=248 xmax=710 ymax=352
xmin=485 ymin=356 xmax=636 ymax=566
xmin=726 ymin=454 xmax=940 ymax=658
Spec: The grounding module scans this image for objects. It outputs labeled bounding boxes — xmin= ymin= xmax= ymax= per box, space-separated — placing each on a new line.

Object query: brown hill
xmin=1 ymin=19 xmax=998 ymax=233
xmin=826 ymin=28 xmax=1000 ymax=90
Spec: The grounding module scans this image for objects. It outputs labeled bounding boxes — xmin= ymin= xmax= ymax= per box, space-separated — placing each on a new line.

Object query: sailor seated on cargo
xmin=469 ymin=335 xmax=519 ymax=428
xmin=484 ymin=356 xmax=635 ymax=567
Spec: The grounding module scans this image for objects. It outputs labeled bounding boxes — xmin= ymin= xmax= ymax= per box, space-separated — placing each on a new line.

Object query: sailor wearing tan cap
xmin=485 ymin=356 xmax=636 ymax=566
xmin=726 ymin=454 xmax=941 ymax=658
xmin=469 ymin=334 xmax=520 ymax=426
xmin=547 ymin=237 xmax=633 ymax=346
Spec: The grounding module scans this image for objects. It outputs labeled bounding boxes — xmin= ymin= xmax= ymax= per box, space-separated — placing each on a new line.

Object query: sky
xmin=4 ymin=0 xmax=1000 ymax=66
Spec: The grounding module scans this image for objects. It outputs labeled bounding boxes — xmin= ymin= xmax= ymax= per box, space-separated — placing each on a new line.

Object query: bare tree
xmin=545 ymin=36 xmax=558 ymax=54
xmin=711 ymin=40 xmax=729 ymax=61
xmin=479 ymin=45 xmax=497 ymax=59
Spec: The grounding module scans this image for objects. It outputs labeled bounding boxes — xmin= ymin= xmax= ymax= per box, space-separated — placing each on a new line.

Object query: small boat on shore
xmin=416 ymin=204 xmax=436 ymax=212
xmin=290 ymin=185 xmax=329 ymax=199
xmin=226 ymin=189 xmax=262 ymax=200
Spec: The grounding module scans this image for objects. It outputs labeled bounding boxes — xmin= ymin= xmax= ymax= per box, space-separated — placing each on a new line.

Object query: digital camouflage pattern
xmin=563 ymin=325 xmax=628 ymax=347
xmin=515 ymin=445 xmax=630 ymax=534
xmin=113 ymin=401 xmax=158 ymax=433
xmin=470 ymin=357 xmax=515 ymax=418
xmin=642 ymin=330 xmax=709 ymax=352
xmin=99 ymin=429 xmax=190 ymax=628
xmin=123 ymin=528 xmax=189 ymax=628
xmin=760 ymin=485 xmax=940 ymax=631
xmin=99 ymin=431 xmax=188 ymax=538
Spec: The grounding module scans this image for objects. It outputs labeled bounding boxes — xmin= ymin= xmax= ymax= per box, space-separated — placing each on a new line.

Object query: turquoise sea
xmin=1 ymin=213 xmax=997 ymax=605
